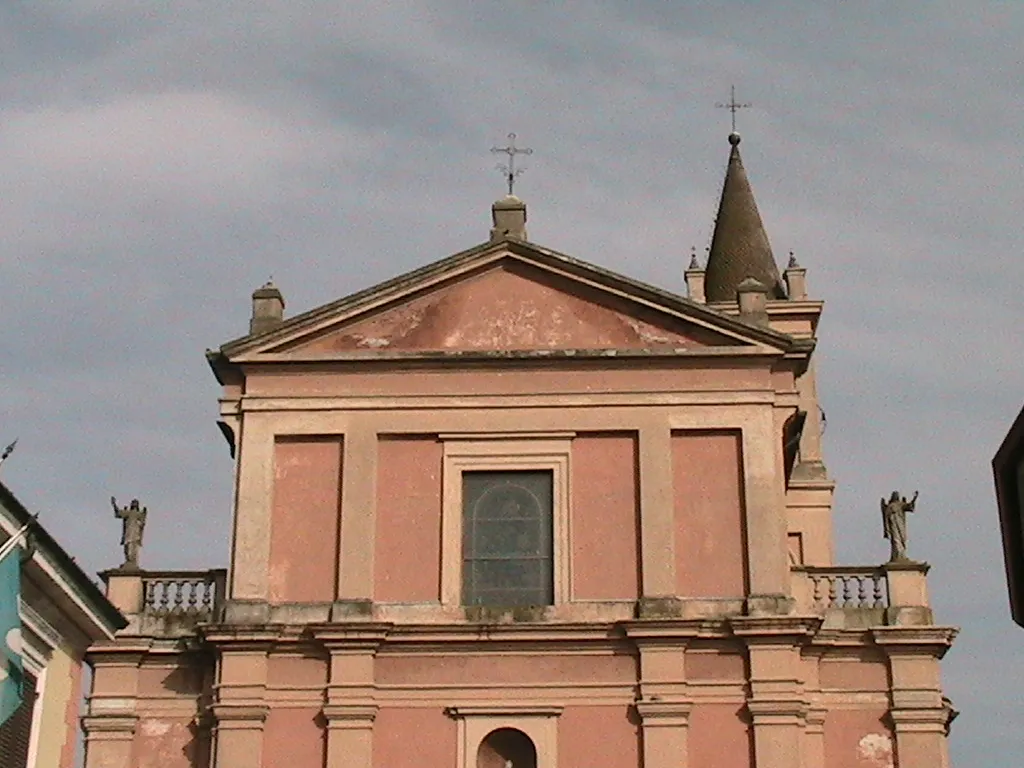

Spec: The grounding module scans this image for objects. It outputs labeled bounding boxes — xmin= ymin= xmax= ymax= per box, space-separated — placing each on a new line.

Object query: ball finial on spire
xmin=728 ymin=132 xmax=741 ymax=146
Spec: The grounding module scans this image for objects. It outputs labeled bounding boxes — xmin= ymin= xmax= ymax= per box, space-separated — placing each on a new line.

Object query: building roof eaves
xmin=0 ymin=482 xmax=127 ymax=637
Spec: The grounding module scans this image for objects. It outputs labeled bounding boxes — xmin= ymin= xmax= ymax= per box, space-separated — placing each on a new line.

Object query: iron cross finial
xmin=716 ymin=85 xmax=751 ymax=133
xmin=491 ymin=132 xmax=533 ymax=195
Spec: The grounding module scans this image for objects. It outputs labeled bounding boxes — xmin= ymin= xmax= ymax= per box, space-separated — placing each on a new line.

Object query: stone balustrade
xmin=142 ymin=570 xmax=226 ymax=619
xmin=805 ymin=566 xmax=889 ymax=609
xmin=791 ymin=562 xmax=933 ymax=627
xmin=102 ymin=567 xmax=227 ymax=637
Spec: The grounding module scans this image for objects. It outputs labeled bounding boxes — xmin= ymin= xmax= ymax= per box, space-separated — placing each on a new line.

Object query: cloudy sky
xmin=2 ymin=1 xmax=1022 ymax=762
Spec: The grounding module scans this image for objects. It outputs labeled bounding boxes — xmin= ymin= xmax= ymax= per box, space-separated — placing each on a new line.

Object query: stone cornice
xmin=198 ymin=624 xmax=285 ymax=650
xmin=310 ymin=622 xmax=393 ymax=651
xmin=729 ymin=615 xmax=822 ymax=642
xmin=620 ymin=618 xmax=721 ymax=642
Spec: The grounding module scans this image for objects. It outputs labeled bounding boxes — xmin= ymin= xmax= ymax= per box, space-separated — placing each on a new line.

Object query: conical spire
xmin=704 ymin=133 xmax=785 ymax=302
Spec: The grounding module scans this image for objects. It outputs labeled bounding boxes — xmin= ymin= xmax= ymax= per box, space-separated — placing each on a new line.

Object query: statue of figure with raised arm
xmin=881 ymin=490 xmax=918 ymax=562
xmin=111 ymin=496 xmax=147 ymax=570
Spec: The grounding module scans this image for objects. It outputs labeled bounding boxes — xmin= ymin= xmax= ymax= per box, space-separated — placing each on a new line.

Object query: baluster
xmin=201 ymin=580 xmax=213 ymax=612
xmin=828 ymin=577 xmax=839 ymax=607
xmin=172 ymin=580 xmax=184 ymax=612
xmin=874 ymin=574 xmax=886 ymax=608
xmin=145 ymin=580 xmax=157 ymax=611
xmin=812 ymin=575 xmax=825 ymax=607
xmin=857 ymin=576 xmax=869 ymax=607
xmin=187 ymin=581 xmax=199 ymax=612
xmin=842 ymin=577 xmax=854 ymax=607
xmin=159 ymin=581 xmax=171 ymax=611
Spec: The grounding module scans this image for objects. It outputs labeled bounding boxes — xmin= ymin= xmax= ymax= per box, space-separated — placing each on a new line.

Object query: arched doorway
xmin=476 ymin=727 xmax=538 ymax=768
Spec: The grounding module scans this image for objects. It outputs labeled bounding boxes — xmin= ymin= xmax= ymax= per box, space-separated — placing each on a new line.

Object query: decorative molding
xmin=438 ymin=431 xmax=577 ymax=441
xmin=446 ymin=703 xmax=565 ymax=718
xmin=730 ymin=615 xmax=822 ymax=641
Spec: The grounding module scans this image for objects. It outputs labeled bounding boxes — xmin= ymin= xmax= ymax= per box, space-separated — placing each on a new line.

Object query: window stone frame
xmin=446 ymin=703 xmax=563 ymax=768
xmin=439 ymin=434 xmax=573 ymax=609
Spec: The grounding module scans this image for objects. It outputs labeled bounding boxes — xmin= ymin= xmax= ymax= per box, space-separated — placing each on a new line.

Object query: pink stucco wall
xmin=60 ymin=658 xmax=83 ymax=768
xmin=823 ymin=709 xmax=894 ymax=768
xmin=263 ymin=708 xmax=326 ymax=768
xmin=269 ymin=438 xmax=342 ymax=603
xmin=133 ymin=661 xmax=210 ymax=768
xmin=375 ymin=435 xmax=443 ymax=602
xmin=373 ymin=708 xmax=456 ymax=768
xmin=689 ymin=703 xmax=753 ymax=768
xmin=685 ymin=649 xmax=746 ymax=681
xmin=672 ymin=430 xmax=747 ymax=597
xmin=571 ymin=433 xmax=640 ymax=600
xmin=375 ymin=653 xmax=636 ymax=686
xmin=558 ymin=706 xmax=640 ymax=768
xmin=819 ymin=656 xmax=890 ymax=691
xmin=267 ymin=654 xmax=328 ymax=687
xmin=135 ymin=718 xmax=204 ymax=768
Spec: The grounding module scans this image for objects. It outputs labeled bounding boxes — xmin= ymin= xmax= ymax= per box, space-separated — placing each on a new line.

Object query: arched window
xmin=476 ymin=727 xmax=537 ymax=768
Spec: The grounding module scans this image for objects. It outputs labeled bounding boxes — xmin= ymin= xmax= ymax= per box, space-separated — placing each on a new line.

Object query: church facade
xmin=83 ymin=134 xmax=957 ymax=768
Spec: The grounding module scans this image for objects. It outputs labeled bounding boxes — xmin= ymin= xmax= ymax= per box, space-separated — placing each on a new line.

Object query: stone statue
xmin=111 ymin=497 xmax=147 ymax=570
xmin=881 ymin=490 xmax=918 ymax=562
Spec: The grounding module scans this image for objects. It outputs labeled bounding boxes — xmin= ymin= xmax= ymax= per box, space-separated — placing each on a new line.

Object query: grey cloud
xmin=2 ymin=3 xmax=1023 ymax=762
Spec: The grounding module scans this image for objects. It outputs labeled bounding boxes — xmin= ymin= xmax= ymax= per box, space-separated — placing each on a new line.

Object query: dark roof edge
xmin=0 ymin=481 xmax=127 ymax=633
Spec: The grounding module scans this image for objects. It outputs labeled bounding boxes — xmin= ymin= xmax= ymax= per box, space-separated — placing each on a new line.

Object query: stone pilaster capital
xmin=730 ymin=615 xmax=821 ymax=644
xmin=634 ymin=699 xmax=692 ymax=727
xmin=80 ymin=714 xmax=138 ymax=740
xmin=620 ymin=617 xmax=708 ymax=645
xmin=311 ymin=622 xmax=392 ymax=653
xmin=886 ymin=706 xmax=954 ymax=734
xmin=746 ymin=698 xmax=808 ymax=724
xmin=804 ymin=707 xmax=827 ymax=731
xmin=199 ymin=623 xmax=282 ymax=651
xmin=871 ymin=626 xmax=958 ymax=658
xmin=85 ymin=638 xmax=153 ymax=666
xmin=322 ymin=703 xmax=379 ymax=728
xmin=211 ymin=703 xmax=270 ymax=730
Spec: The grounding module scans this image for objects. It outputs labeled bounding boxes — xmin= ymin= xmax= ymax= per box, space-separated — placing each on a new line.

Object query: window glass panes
xmin=462 ymin=471 xmax=553 ymax=607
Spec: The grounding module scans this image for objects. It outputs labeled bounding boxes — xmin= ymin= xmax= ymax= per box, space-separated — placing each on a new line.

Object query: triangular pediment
xmin=283 ymin=262 xmax=733 ymax=355
xmin=219 ymin=241 xmax=802 ymax=364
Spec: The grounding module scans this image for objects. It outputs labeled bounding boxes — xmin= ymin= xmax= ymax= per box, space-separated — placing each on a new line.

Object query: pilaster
xmin=872 ymin=626 xmax=958 ymax=768
xmin=81 ymin=641 xmax=150 ymax=768
xmin=741 ymin=408 xmax=790 ymax=599
xmin=338 ymin=425 xmax=378 ymax=599
xmin=204 ymin=630 xmax=277 ymax=768
xmin=638 ymin=425 xmax=676 ymax=596
xmin=314 ymin=624 xmax=390 ymax=768
xmin=624 ymin=620 xmax=701 ymax=768
xmin=732 ymin=616 xmax=820 ymax=768
xmin=80 ymin=715 xmax=138 ymax=768
xmin=230 ymin=414 xmax=275 ymax=600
